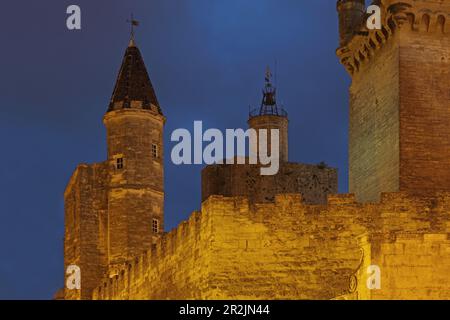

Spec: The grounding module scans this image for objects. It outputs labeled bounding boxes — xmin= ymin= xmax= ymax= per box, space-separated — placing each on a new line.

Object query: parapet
xmin=93 ymin=191 xmax=450 ymax=299
xmin=93 ymin=209 xmax=203 ymax=299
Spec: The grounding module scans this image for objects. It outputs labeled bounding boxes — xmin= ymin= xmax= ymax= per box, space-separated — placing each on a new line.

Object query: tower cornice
xmin=103 ymin=107 xmax=166 ymax=126
xmin=337 ymin=0 xmax=450 ymax=76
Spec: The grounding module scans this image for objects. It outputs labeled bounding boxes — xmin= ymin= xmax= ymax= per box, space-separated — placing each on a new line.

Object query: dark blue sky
xmin=0 ymin=1 xmax=352 ymax=299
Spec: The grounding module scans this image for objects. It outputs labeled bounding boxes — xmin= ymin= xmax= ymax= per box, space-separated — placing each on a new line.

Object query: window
xmin=116 ymin=157 xmax=124 ymax=169
xmin=152 ymin=219 xmax=159 ymax=233
xmin=152 ymin=144 xmax=158 ymax=159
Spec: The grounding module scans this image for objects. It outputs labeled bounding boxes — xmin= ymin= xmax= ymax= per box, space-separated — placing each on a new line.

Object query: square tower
xmin=337 ymin=0 xmax=450 ymax=202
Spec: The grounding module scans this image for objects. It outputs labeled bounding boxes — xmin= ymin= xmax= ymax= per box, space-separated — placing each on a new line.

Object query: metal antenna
xmin=126 ymin=13 xmax=140 ymax=40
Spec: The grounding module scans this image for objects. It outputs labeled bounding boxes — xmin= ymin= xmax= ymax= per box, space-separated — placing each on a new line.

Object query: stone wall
xmin=336 ymin=232 xmax=450 ymax=300
xmin=64 ymin=163 xmax=109 ymax=300
xmin=202 ymin=162 xmax=338 ymax=205
xmin=92 ymin=192 xmax=450 ymax=300
xmin=398 ymin=23 xmax=450 ymax=196
xmin=204 ymin=194 xmax=364 ymax=299
xmin=369 ymin=233 xmax=450 ymax=300
xmin=93 ymin=210 xmax=214 ymax=299
xmin=348 ymin=33 xmax=400 ymax=203
xmin=64 ymin=108 xmax=165 ymax=299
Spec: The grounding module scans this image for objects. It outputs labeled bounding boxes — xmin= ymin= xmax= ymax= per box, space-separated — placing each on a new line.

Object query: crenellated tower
xmin=337 ymin=0 xmax=450 ymax=202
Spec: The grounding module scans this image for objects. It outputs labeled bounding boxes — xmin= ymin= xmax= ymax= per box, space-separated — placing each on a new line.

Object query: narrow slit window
xmin=152 ymin=219 xmax=159 ymax=233
xmin=116 ymin=157 xmax=124 ymax=169
xmin=152 ymin=144 xmax=158 ymax=159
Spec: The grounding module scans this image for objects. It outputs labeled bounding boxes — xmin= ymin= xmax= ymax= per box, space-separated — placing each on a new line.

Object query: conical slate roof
xmin=107 ymin=40 xmax=162 ymax=114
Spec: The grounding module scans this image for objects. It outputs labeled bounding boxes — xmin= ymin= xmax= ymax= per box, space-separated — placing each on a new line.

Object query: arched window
xmin=421 ymin=14 xmax=430 ymax=32
xmin=437 ymin=15 xmax=446 ymax=33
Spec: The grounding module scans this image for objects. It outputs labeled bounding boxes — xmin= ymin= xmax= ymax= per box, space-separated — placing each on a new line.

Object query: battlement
xmin=337 ymin=0 xmax=450 ymax=75
xmin=60 ymin=0 xmax=450 ymax=301
xmin=92 ymin=191 xmax=450 ymax=299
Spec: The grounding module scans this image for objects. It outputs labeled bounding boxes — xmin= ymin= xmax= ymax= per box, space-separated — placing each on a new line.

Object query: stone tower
xmin=202 ymin=69 xmax=338 ymax=205
xmin=104 ymin=38 xmax=165 ymax=267
xmin=337 ymin=0 xmax=450 ymax=202
xmin=248 ymin=67 xmax=288 ymax=163
xmin=63 ymin=37 xmax=164 ymax=299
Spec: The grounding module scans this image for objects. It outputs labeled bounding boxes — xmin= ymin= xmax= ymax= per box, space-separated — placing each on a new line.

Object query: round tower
xmin=248 ymin=67 xmax=288 ymax=163
xmin=103 ymin=38 xmax=165 ymax=266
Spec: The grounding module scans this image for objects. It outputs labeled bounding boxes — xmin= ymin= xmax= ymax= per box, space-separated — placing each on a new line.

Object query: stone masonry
xmin=60 ymin=0 xmax=450 ymax=300
xmin=93 ymin=193 xmax=450 ymax=300
xmin=337 ymin=0 xmax=450 ymax=202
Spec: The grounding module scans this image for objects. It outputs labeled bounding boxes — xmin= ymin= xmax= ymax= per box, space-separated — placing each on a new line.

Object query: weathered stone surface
xmin=63 ymin=43 xmax=165 ymax=300
xmin=93 ymin=193 xmax=450 ymax=300
xmin=64 ymin=163 xmax=109 ymax=300
xmin=62 ymin=0 xmax=450 ymax=301
xmin=203 ymin=101 xmax=338 ymax=205
xmin=104 ymin=108 xmax=165 ymax=265
xmin=337 ymin=0 xmax=450 ymax=202
xmin=248 ymin=114 xmax=289 ymax=163
xmin=202 ymin=162 xmax=338 ymax=205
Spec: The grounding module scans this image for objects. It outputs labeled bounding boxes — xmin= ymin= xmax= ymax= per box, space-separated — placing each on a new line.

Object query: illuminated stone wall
xmin=63 ymin=0 xmax=450 ymax=301
xmin=93 ymin=210 xmax=214 ymax=300
xmin=370 ymin=233 xmax=450 ymax=300
xmin=93 ymin=192 xmax=450 ymax=300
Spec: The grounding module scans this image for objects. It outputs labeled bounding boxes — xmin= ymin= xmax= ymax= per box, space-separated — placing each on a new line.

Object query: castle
xmin=58 ymin=0 xmax=450 ymax=300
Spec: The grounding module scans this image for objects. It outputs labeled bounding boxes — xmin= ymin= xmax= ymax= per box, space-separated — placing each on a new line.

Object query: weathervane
xmin=265 ymin=66 xmax=273 ymax=85
xmin=126 ymin=14 xmax=140 ymax=40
